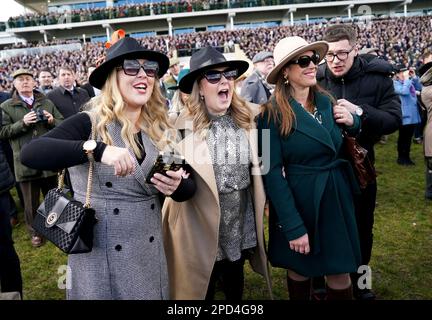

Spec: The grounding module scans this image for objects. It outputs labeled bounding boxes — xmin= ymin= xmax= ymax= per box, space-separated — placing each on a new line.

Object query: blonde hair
xmin=262 ymin=68 xmax=335 ymax=137
xmin=185 ymin=80 xmax=254 ymax=133
xmin=84 ymin=69 xmax=175 ymax=157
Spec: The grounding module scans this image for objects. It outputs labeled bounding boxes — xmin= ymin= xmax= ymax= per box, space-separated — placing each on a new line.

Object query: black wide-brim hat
xmin=179 ymin=46 xmax=249 ymax=94
xmin=90 ymin=37 xmax=169 ymax=90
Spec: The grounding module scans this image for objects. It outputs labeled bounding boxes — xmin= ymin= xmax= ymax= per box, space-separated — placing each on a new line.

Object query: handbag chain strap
xmin=57 ymin=111 xmax=96 ymax=209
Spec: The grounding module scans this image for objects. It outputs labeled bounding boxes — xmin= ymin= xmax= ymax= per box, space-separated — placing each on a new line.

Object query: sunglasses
xmin=288 ymin=52 xmax=321 ymax=68
xmin=119 ymin=59 xmax=159 ymax=77
xmin=202 ymin=69 xmax=238 ymax=84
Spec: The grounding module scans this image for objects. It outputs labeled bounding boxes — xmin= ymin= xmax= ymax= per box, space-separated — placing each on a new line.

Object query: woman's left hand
xmin=333 ymin=104 xmax=354 ymax=127
xmin=151 ymin=168 xmax=185 ymax=196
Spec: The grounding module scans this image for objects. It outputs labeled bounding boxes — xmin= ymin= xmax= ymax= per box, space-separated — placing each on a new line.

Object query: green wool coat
xmin=257 ymin=92 xmax=362 ymax=277
xmin=0 ymin=91 xmax=63 ymax=182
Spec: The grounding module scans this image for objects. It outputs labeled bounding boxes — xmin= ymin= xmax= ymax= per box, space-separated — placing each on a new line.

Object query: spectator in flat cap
xmin=240 ymin=51 xmax=274 ymax=104
xmin=0 ymin=67 xmax=63 ymax=248
xmin=163 ymin=57 xmax=181 ymax=100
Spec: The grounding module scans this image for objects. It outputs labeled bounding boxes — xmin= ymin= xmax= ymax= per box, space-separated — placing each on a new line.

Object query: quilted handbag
xmin=32 ymin=112 xmax=97 ymax=254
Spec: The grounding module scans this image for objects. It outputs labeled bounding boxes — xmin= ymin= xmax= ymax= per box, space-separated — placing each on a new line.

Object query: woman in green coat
xmin=257 ymin=36 xmax=362 ymax=300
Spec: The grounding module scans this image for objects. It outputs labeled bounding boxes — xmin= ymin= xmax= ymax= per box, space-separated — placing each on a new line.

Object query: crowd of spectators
xmin=0 ymin=15 xmax=430 ymax=91
xmin=5 ymin=0 xmax=300 ymax=28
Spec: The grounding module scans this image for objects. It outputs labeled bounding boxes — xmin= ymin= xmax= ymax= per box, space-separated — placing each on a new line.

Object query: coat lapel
xmin=174 ymin=112 xmax=220 ymax=205
xmin=106 ymin=121 xmax=157 ymax=194
xmin=290 ymin=95 xmax=336 ymax=153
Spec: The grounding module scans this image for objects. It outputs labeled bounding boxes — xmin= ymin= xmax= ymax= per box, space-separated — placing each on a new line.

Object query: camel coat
xmin=162 ymin=104 xmax=272 ymax=299
xmin=421 ymin=86 xmax=432 ymax=157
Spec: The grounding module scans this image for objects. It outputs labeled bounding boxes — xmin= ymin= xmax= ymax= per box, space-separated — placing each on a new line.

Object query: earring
xmin=284 ymin=75 xmax=289 ymax=85
xmin=200 ymin=95 xmax=205 ymax=101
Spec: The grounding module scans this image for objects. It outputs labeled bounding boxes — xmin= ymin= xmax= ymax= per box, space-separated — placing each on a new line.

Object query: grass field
xmin=10 ymin=133 xmax=432 ymax=300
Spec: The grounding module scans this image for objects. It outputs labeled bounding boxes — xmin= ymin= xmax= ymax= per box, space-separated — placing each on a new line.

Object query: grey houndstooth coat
xmin=66 ymin=119 xmax=168 ymax=300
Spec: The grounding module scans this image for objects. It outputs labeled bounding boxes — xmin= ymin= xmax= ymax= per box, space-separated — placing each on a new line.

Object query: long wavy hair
xmin=83 ymin=69 xmax=175 ymax=156
xmin=262 ymin=68 xmax=335 ymax=137
xmin=184 ymin=79 xmax=254 ymax=134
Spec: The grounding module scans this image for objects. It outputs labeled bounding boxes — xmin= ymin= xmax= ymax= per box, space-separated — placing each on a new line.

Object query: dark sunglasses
xmin=202 ymin=69 xmax=238 ymax=84
xmin=119 ymin=59 xmax=159 ymax=77
xmin=288 ymin=52 xmax=321 ymax=68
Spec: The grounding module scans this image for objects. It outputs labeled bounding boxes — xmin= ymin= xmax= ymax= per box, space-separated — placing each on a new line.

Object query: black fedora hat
xmin=178 ymin=47 xmax=249 ymax=94
xmin=89 ymin=37 xmax=169 ymax=89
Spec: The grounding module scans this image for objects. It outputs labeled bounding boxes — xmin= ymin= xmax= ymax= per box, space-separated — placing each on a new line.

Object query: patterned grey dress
xmin=207 ymin=112 xmax=257 ymax=262
xmin=66 ymin=120 xmax=169 ymax=300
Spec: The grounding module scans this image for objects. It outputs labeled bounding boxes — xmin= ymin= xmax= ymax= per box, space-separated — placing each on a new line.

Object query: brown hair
xmin=323 ymin=24 xmax=357 ymax=45
xmin=261 ymin=76 xmax=336 ymax=137
xmin=58 ymin=65 xmax=75 ymax=74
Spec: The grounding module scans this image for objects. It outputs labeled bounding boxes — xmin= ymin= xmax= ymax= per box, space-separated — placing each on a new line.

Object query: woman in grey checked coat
xmin=21 ymin=35 xmax=195 ymax=300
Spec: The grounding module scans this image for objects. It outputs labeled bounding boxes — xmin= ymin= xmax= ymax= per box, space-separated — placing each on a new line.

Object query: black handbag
xmin=32 ymin=112 xmax=97 ymax=254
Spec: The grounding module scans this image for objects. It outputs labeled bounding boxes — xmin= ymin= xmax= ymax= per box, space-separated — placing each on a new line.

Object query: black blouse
xmin=20 ymin=112 xmax=195 ymax=202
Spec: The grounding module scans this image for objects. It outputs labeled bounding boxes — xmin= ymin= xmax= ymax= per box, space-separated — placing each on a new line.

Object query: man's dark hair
xmin=323 ymin=24 xmax=357 ymax=45
xmin=58 ymin=65 xmax=75 ymax=74
xmin=38 ymin=68 xmax=52 ymax=77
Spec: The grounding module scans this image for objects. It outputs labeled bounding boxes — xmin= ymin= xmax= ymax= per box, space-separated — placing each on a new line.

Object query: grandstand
xmin=2 ymin=0 xmax=431 ymax=43
xmin=0 ymin=0 xmax=431 ymax=90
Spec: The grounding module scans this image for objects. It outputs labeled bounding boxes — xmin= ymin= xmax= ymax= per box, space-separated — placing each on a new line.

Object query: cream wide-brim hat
xmin=266 ymin=36 xmax=329 ymax=85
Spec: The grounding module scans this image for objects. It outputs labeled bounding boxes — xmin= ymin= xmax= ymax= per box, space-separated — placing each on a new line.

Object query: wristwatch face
xmin=355 ymin=107 xmax=364 ymax=116
xmin=83 ymin=140 xmax=97 ymax=152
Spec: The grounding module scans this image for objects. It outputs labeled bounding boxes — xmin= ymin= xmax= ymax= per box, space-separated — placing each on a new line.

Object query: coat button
xmin=277 ymin=224 xmax=282 ymax=229
xmin=106 ymin=182 xmax=112 ymax=188
xmin=115 ymin=245 xmax=122 ymax=251
xmin=149 ymin=236 xmax=154 ymax=243
xmin=151 ymin=203 xmax=155 ymax=210
xmin=113 ymin=208 xmax=119 ymax=215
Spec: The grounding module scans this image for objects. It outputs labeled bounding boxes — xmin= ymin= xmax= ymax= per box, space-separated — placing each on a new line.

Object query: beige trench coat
xmin=162 ymin=104 xmax=272 ymax=299
xmin=421 ymin=85 xmax=432 ymax=157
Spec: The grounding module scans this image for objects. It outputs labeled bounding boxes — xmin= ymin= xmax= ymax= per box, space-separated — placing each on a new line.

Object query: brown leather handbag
xmin=342 ymin=133 xmax=377 ymax=189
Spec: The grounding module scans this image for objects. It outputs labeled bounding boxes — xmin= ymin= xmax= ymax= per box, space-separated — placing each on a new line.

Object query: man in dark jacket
xmin=47 ymin=66 xmax=90 ymax=118
xmin=0 ymin=91 xmax=21 ymax=227
xmin=316 ymin=24 xmax=401 ymax=300
xmin=0 ymin=140 xmax=22 ymax=298
xmin=240 ymin=51 xmax=274 ymax=104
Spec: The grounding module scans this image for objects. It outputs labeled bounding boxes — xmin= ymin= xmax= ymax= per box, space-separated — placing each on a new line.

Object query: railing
xmin=0 ymin=43 xmax=82 ymax=60
xmin=5 ymin=0 xmax=348 ymax=29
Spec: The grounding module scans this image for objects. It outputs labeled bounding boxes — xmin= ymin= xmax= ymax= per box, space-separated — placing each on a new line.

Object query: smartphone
xmin=146 ymin=152 xmax=185 ymax=184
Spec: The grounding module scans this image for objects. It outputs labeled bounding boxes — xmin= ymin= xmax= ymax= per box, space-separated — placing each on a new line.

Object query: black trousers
xmin=0 ymin=192 xmax=22 ymax=296
xmin=426 ymin=167 xmax=432 ymax=199
xmin=205 ymin=255 xmax=246 ymax=301
xmin=20 ymin=176 xmax=57 ymax=237
xmin=397 ymin=124 xmax=416 ymax=160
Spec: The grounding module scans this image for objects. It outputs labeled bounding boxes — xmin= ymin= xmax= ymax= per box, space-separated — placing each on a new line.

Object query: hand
xmin=333 ymin=104 xmax=354 ymax=126
xmin=151 ymin=168 xmax=184 ymax=196
xmin=23 ymin=111 xmax=37 ymax=126
xmin=289 ymin=233 xmax=310 ymax=255
xmin=101 ymin=145 xmax=136 ymax=177
xmin=43 ymin=110 xmax=54 ymax=124
xmin=336 ymin=99 xmax=358 ymax=114
xmin=408 ymin=68 xmax=416 ymax=78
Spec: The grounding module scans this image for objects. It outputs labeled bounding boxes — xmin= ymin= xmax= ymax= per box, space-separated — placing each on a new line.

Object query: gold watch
xmin=83 ymin=140 xmax=97 ymax=161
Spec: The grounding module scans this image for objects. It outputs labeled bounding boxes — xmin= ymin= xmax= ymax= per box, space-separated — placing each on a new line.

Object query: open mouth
xmin=133 ymin=83 xmax=148 ymax=91
xmin=218 ymin=89 xmax=229 ymax=100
